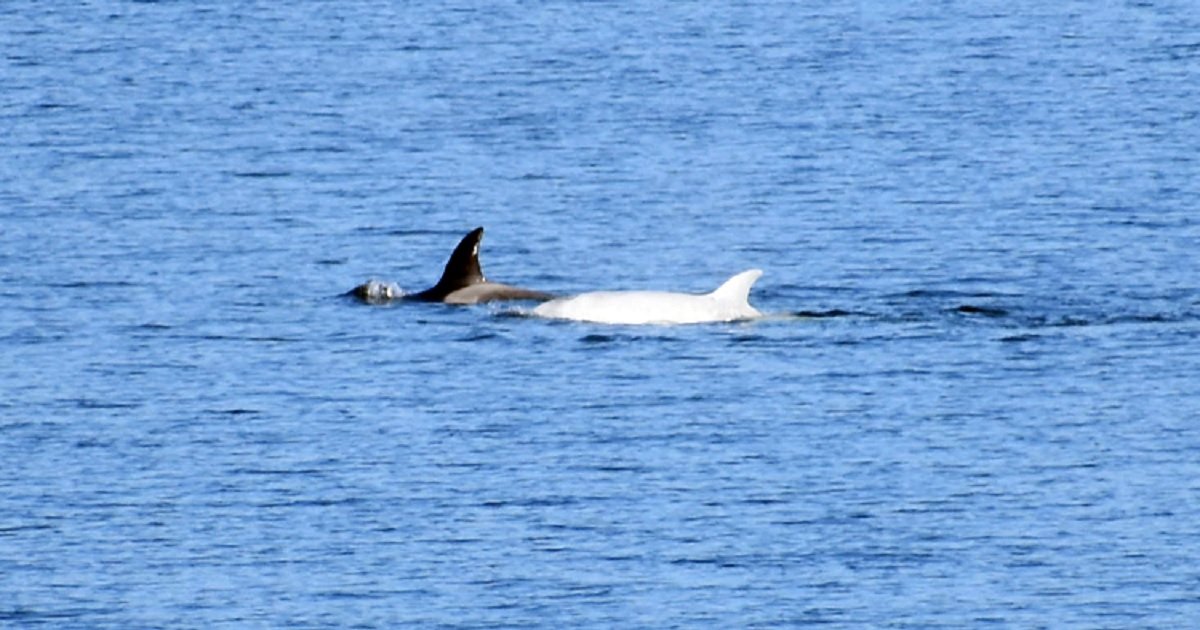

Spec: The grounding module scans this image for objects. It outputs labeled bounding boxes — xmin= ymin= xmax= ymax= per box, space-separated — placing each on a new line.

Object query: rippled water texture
xmin=3 ymin=1 xmax=1200 ymax=627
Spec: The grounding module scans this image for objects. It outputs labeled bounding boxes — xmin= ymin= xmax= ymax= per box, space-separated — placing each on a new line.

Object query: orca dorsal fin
xmin=434 ymin=226 xmax=486 ymax=289
xmin=709 ymin=269 xmax=763 ymax=305
xmin=405 ymin=227 xmax=487 ymax=302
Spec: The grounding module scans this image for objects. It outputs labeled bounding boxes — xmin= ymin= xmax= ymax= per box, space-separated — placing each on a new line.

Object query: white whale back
xmin=532 ymin=269 xmax=763 ymax=325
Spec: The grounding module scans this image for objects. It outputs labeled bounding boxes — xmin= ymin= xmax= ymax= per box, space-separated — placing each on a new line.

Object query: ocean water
xmin=3 ymin=1 xmax=1200 ymax=627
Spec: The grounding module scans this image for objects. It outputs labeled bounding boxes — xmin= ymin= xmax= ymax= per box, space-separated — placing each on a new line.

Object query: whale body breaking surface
xmin=347 ymin=226 xmax=765 ymax=325
xmin=348 ymin=227 xmax=553 ymax=305
xmin=532 ymin=269 xmax=764 ymax=325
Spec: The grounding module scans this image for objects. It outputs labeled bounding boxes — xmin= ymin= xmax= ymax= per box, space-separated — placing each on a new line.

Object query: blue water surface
xmin=3 ymin=1 xmax=1200 ymax=627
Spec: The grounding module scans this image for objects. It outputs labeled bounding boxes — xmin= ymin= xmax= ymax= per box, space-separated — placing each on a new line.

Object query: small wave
xmin=492 ymin=309 xmax=533 ymax=320
xmin=0 ymin=523 xmax=54 ymax=534
xmin=47 ymin=280 xmax=136 ymax=289
xmin=72 ymin=399 xmax=140 ymax=410
xmin=1050 ymin=312 xmax=1200 ymax=328
xmin=208 ymin=408 xmax=261 ymax=416
xmin=0 ymin=607 xmax=107 ymax=622
xmin=998 ymin=333 xmax=1041 ymax=343
xmin=577 ymin=331 xmax=683 ymax=344
xmin=457 ymin=332 xmax=499 ymax=342
xmin=229 ymin=467 xmax=322 ymax=476
xmin=188 ymin=334 xmax=301 ymax=343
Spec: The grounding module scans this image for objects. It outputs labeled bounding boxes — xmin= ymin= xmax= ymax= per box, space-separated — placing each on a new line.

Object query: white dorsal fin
xmin=709 ymin=269 xmax=763 ymax=305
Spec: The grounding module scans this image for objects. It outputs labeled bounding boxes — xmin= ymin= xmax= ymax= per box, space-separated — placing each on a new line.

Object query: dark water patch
xmin=0 ymin=607 xmax=115 ymax=622
xmin=740 ymin=496 xmax=789 ymax=506
xmin=544 ymin=585 xmax=615 ymax=600
xmin=7 ymin=55 xmax=40 ymax=67
xmin=578 ymin=332 xmax=664 ymax=344
xmin=954 ymin=304 xmax=1010 ymax=317
xmin=481 ymin=496 xmax=581 ymax=509
xmin=0 ymin=329 xmax=70 ymax=345
xmin=516 ymin=172 xmax=565 ymax=181
xmin=431 ymin=461 xmax=491 ymax=472
xmin=437 ymin=422 xmax=520 ymax=439
xmin=132 ymin=322 xmax=172 ymax=331
xmin=727 ymin=333 xmax=769 ymax=344
xmin=71 ymin=398 xmax=141 ymax=410
xmin=108 ymin=186 xmax=165 ymax=199
xmin=92 ymin=361 xmax=197 ymax=374
xmin=457 ymin=332 xmax=499 ymax=342
xmin=230 ymin=467 xmax=324 ymax=476
xmin=259 ymin=497 xmax=366 ymax=509
xmin=183 ymin=334 xmax=303 ymax=344
xmin=208 ymin=408 xmax=261 ymax=416
xmin=0 ymin=523 xmax=55 ymax=534
xmin=294 ymin=145 xmax=352 ymax=154
xmin=792 ymin=309 xmax=858 ymax=318
xmin=316 ymin=589 xmax=393 ymax=601
xmin=229 ymin=170 xmax=292 ymax=178
xmin=33 ymin=102 xmax=81 ymax=111
xmin=1163 ymin=41 xmax=1200 ymax=60
xmin=1022 ymin=311 xmax=1200 ymax=329
xmin=73 ymin=437 xmax=115 ymax=448
xmin=1107 ymin=312 xmax=1194 ymax=325
xmin=47 ymin=280 xmax=136 ymax=289
xmin=669 ymin=556 xmax=722 ymax=566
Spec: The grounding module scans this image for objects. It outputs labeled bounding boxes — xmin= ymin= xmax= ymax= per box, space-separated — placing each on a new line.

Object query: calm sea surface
xmin=4 ymin=1 xmax=1200 ymax=627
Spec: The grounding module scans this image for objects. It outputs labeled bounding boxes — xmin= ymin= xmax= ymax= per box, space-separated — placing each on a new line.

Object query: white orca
xmin=348 ymin=227 xmax=554 ymax=305
xmin=532 ymin=269 xmax=764 ymax=325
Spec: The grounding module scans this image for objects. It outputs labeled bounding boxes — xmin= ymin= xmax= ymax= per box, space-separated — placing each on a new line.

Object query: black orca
xmin=348 ymin=227 xmax=553 ymax=305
